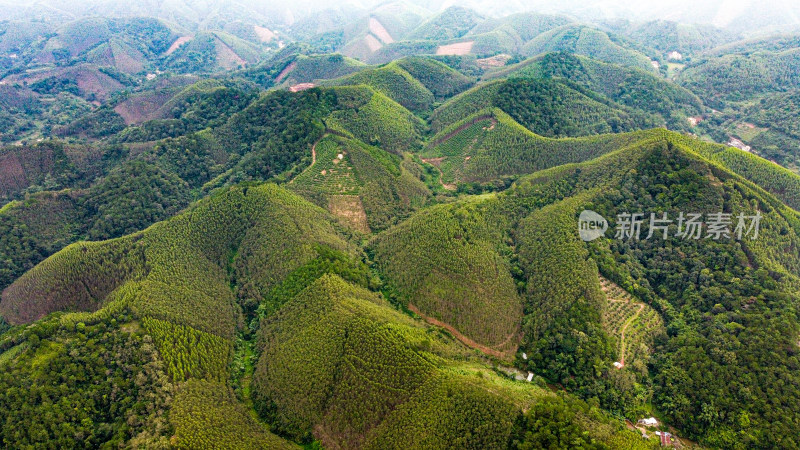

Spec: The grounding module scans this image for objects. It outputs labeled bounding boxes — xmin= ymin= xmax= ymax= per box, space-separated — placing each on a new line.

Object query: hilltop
xmin=2 ymin=5 xmax=800 ymax=449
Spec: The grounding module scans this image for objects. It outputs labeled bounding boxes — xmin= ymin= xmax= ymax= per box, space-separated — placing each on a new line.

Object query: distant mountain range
xmin=2 ymin=2 xmax=800 ymax=448
xmin=3 ymin=0 xmax=800 ymax=36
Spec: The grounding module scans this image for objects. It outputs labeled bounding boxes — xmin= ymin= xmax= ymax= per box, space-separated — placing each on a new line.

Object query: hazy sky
xmin=2 ymin=0 xmax=799 ymax=32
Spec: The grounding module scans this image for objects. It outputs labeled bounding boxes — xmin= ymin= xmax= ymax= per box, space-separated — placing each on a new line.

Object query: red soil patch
xmin=275 ymin=61 xmax=296 ymax=83
xmin=328 ymin=195 xmax=370 ymax=233
xmin=253 ymin=25 xmax=276 ymax=42
xmin=364 ymin=34 xmax=383 ymax=52
xmin=368 ymin=17 xmax=394 ymax=44
xmin=407 ymin=303 xmax=515 ymax=360
xmin=165 ymin=36 xmax=192 ymax=55
xmin=289 ymin=83 xmax=316 ymax=92
xmin=436 ymin=41 xmax=474 ymax=56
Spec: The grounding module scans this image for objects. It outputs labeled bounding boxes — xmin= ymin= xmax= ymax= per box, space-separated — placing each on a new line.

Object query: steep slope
xmin=466 ymin=12 xmax=573 ymax=42
xmin=612 ymin=19 xmax=738 ymax=57
xmin=430 ymin=77 xmax=658 ymax=136
xmin=369 ymin=198 xmax=523 ymax=357
xmin=423 ymin=107 xmax=653 ymax=186
xmin=277 ymin=54 xmax=366 ymax=86
xmin=326 ymin=61 xmax=435 ymax=113
xmin=404 ymin=6 xmax=483 ymax=41
xmin=161 ymin=31 xmax=262 ymax=73
xmin=678 ymin=48 xmax=800 ymax=107
xmin=734 ymin=89 xmax=800 ymax=168
xmin=393 ymin=56 xmax=474 ymax=100
xmin=0 ymin=184 xmax=349 ymax=448
xmin=289 ymin=133 xmax=430 ymax=232
xmin=486 ymin=52 xmax=705 ymax=130
xmin=505 ymin=139 xmax=800 ymax=447
xmin=0 ymin=184 xmax=353 ymax=327
xmin=251 ymin=273 xmax=651 ymax=448
xmin=0 ymin=181 xmax=659 ymax=449
xmin=322 ymin=85 xmax=425 ymax=154
xmin=522 ymin=24 xmax=656 ymax=73
xmin=0 ymin=191 xmax=82 ymax=293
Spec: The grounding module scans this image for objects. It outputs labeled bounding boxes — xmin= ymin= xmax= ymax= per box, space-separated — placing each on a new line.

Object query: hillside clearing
xmin=369 ymin=18 xmax=394 ymax=44
xmin=600 ymin=276 xmax=665 ymax=369
xmin=328 ymin=194 xmax=370 ymax=233
xmin=166 ymin=36 xmax=193 ymax=55
xmin=407 ymin=303 xmax=515 ymax=360
xmin=436 ymin=41 xmax=473 ymax=55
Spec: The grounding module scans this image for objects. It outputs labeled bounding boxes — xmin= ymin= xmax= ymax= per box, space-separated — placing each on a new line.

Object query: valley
xmin=1 ymin=2 xmax=800 ymax=449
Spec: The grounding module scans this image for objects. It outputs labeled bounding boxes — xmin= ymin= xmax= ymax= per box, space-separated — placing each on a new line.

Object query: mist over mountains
xmin=3 ymin=0 xmax=800 ymax=36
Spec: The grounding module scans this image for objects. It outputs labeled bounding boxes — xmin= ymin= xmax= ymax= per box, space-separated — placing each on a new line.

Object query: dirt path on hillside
xmin=616 ymin=302 xmax=643 ymax=367
xmin=601 ymin=277 xmax=645 ymax=367
xmin=407 ymin=303 xmax=514 ymax=360
xmin=289 ymin=135 xmax=321 ymax=184
xmin=420 ymin=157 xmax=456 ymax=191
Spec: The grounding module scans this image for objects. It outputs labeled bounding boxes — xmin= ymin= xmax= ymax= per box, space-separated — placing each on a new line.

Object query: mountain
xmin=404 ymin=6 xmax=484 ymax=41
xmin=430 ymin=77 xmax=659 ymax=137
xmin=678 ymin=46 xmax=800 ymax=107
xmin=521 ymin=24 xmax=657 ymax=72
xmin=486 ymin=52 xmax=705 ymax=130
xmin=0 ymin=181 xmax=659 ymax=449
xmin=606 ymin=19 xmax=739 ymax=58
xmin=3 ymin=121 xmax=800 ymax=448
xmin=2 ymin=5 xmax=800 ymax=449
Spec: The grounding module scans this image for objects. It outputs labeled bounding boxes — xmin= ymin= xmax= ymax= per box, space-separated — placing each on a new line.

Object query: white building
xmin=638 ymin=417 xmax=658 ymax=426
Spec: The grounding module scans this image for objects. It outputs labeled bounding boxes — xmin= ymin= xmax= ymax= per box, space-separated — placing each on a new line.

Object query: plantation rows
xmin=329 ymin=62 xmax=435 ymax=113
xmin=290 ymin=134 xmax=430 ymax=232
xmin=251 ymin=274 xmax=644 ymax=448
xmin=600 ymin=277 xmax=665 ymax=367
xmin=422 ymin=107 xmax=651 ymax=185
xmin=171 ymin=379 xmax=295 ymax=449
xmin=142 ymin=317 xmax=232 ymax=382
xmin=292 ymin=136 xmax=360 ymax=196
xmin=492 ymin=52 xmax=703 ymax=130
xmin=369 ymin=199 xmax=523 ymax=351
xmin=325 ymin=86 xmax=424 ymax=154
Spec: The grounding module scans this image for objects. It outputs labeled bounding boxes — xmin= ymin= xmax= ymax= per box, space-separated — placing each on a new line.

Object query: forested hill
xmin=2 ymin=5 xmax=800 ymax=449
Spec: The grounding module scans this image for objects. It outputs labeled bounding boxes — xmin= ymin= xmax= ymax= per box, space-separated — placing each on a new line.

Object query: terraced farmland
xmin=600 ymin=276 xmax=665 ymax=368
xmin=292 ymin=135 xmax=360 ymax=196
xmin=423 ymin=115 xmax=496 ymax=184
xmin=289 ymin=133 xmax=430 ymax=232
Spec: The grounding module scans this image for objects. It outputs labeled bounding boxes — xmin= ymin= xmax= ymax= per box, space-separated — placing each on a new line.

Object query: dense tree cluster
xmin=0 ymin=315 xmax=174 ymax=448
